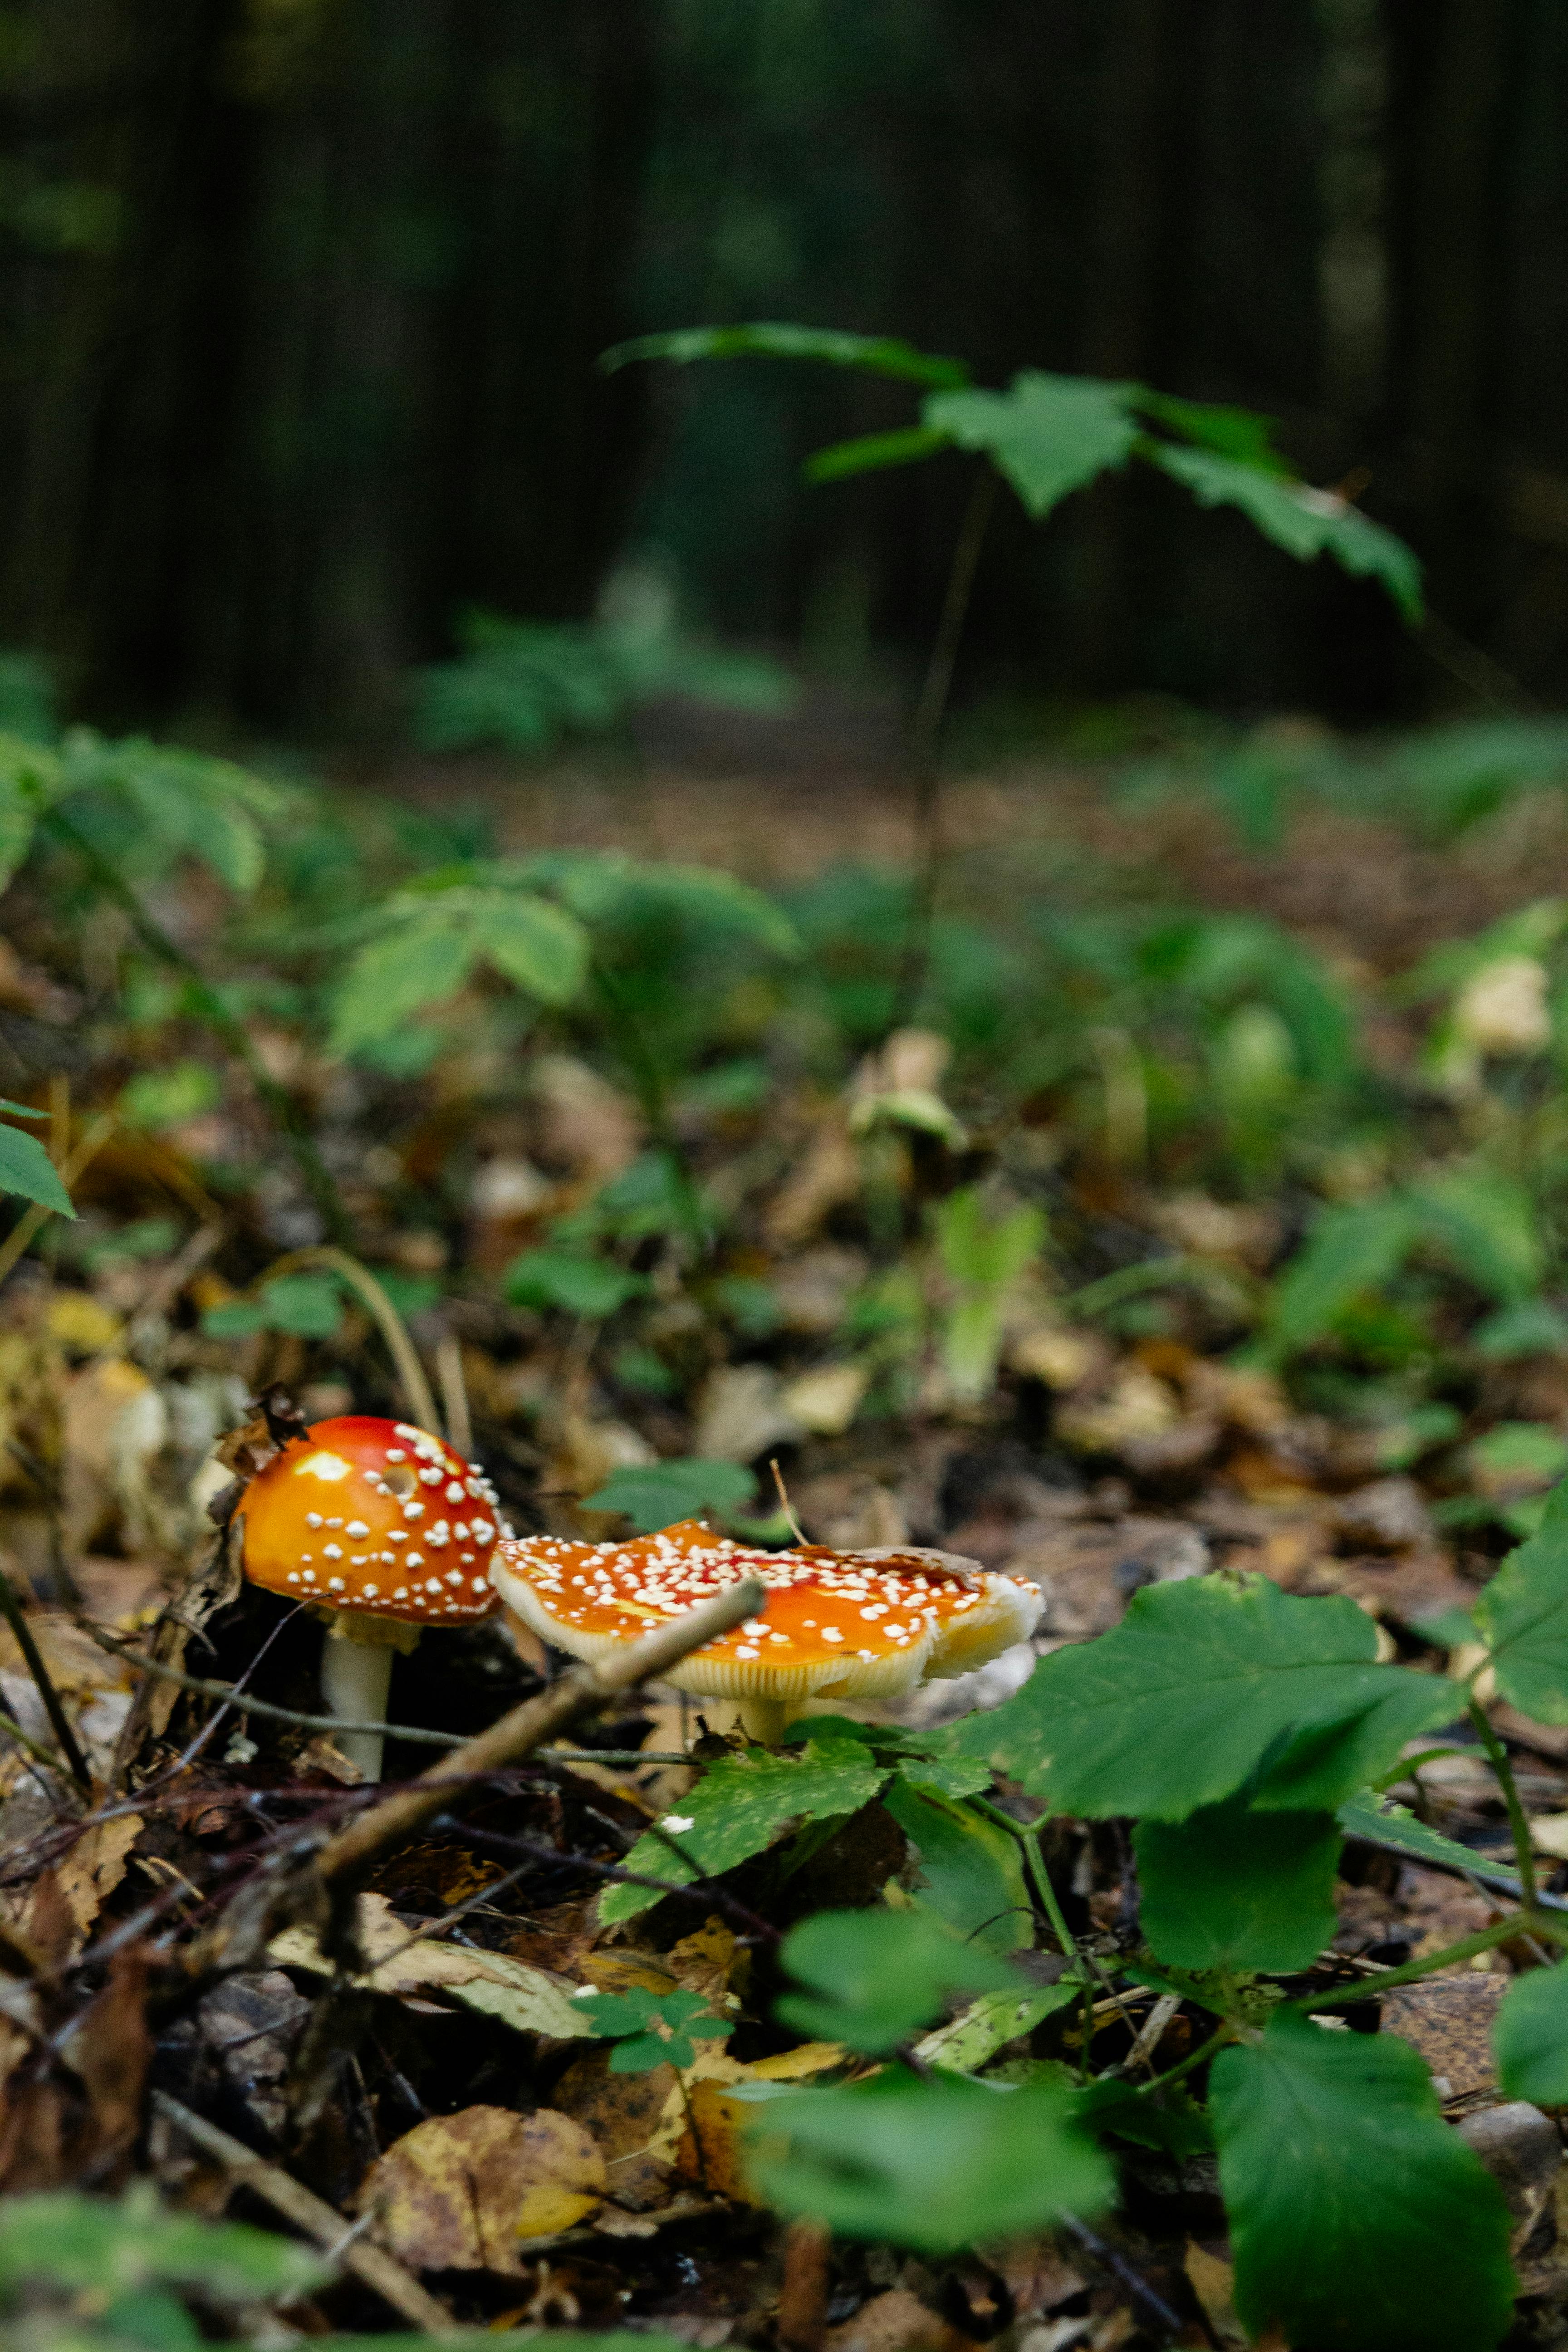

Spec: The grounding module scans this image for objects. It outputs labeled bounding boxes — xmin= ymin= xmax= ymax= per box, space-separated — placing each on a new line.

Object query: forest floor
xmin=8 ymin=712 xmax=1568 ymax=2352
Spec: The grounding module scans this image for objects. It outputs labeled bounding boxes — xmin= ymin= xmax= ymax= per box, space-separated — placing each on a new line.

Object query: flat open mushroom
xmin=240 ymin=1414 xmax=510 ymax=1781
xmin=489 ymin=1516 xmax=1041 ymax=1744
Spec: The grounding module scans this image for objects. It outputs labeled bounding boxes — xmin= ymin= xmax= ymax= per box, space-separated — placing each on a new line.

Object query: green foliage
xmin=328 ymin=879 xmax=589 ymax=1055
xmin=1135 ymin=1795 xmax=1341 ymax=1973
xmin=201 ymin=1272 xmax=343 ymax=1342
xmin=1494 ymin=1960 xmax=1568 ymax=2105
xmin=416 ymin=600 xmax=794 ymax=760
xmin=0 ymin=1106 xmax=74 ymax=1217
xmin=580 ymin=1457 xmax=759 ymax=1530
xmin=881 ymin=1777 xmax=1034 ymax=1951
xmin=600 ymin=1739 xmax=888 ymax=1922
xmin=0 ymin=2185 xmax=328 ymax=2305
xmin=577 ymin=1984 xmax=730 ymax=2072
xmin=504 ymin=1249 xmax=647 ymax=1318
xmin=748 ymin=2063 xmax=1113 ymax=2253
xmin=1210 ymin=2013 xmax=1514 ymax=2352
xmin=1475 ymin=1481 xmax=1568 ymax=1723
xmin=1338 ymin=1794 xmax=1521 ymax=1891
xmin=610 ymin=324 xmax=1422 ymax=617
xmin=932 ymin=1188 xmax=1044 ymax=1406
xmin=116 ymin=1063 xmax=221 ymax=1134
xmin=774 ymin=1907 xmax=1018 ymax=2052
xmin=935 ymin=1573 xmax=1459 ymax=1821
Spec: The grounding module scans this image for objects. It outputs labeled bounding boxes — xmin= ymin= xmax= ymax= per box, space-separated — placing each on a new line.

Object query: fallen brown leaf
xmin=358 ymin=2104 xmax=606 ymax=2271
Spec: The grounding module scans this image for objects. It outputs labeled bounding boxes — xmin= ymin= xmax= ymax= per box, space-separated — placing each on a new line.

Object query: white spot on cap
xmin=287 ymin=1572 xmax=300 ymax=1585
xmin=419 ymin=1467 xmax=442 ymax=1485
xmin=346 ymin=1520 xmax=369 ymax=1539
xmin=363 ymin=1583 xmax=378 ymax=1597
xmin=305 ymin=1512 xmax=323 ymax=1528
xmin=470 ymin=1519 xmax=494 ymax=1543
xmin=404 ymin=1501 xmax=425 ymax=1519
xmin=328 ymin=1578 xmax=344 ymax=1592
xmin=471 ymin=1577 xmax=488 ymax=1593
xmin=323 ymin=1544 xmax=343 ymax=1560
xmin=425 ymin=1578 xmax=442 ymax=1593
xmin=406 ymin=1551 xmax=423 ymax=1568
xmin=296 ymin=1451 xmax=352 ymax=1484
xmin=446 ymin=1480 xmax=466 ymax=1503
xmin=386 ymin=1449 xmax=406 ymax=1461
xmin=387 ymin=1528 xmax=407 ymax=1542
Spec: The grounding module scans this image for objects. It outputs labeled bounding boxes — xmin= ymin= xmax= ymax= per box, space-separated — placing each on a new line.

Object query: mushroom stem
xmin=734 ymin=1694 xmax=793 ymax=1747
xmin=321 ymin=1633 xmax=395 ymax=1782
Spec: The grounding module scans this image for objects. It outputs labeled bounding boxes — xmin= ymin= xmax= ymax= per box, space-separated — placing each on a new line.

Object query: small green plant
xmin=576 ymin=1984 xmax=730 ymax=2071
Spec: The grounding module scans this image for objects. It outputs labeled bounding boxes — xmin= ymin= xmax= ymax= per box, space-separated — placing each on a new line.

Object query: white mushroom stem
xmin=322 ymin=1614 xmax=420 ymax=1782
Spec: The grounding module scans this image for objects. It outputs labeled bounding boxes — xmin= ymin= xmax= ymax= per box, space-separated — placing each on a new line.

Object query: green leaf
xmin=470 ymin=891 xmax=591 ymax=1005
xmin=599 ymin=1740 xmax=889 ymax=1924
xmin=775 ymin=1907 xmax=1019 ymax=2055
xmin=1135 ymin=390 xmax=1291 ymax=470
xmin=935 ymin=1573 xmax=1460 ymax=1822
xmin=1146 ymin=445 xmax=1424 ymax=621
xmin=580 ymin=1457 xmax=759 ymax=1532
xmin=578 ymin=1985 xmax=729 ymax=2073
xmin=924 ymin=372 xmax=1139 ymax=519
xmin=804 ymin=425 xmax=953 ymax=482
xmin=1412 ymin=1171 xmax=1544 ymax=1306
xmin=0 ymin=1120 xmax=74 ymax=1216
xmin=1475 ymin=1480 xmax=1568 ymax=1722
xmin=1495 ymin=1960 xmax=1568 ymax=2105
xmin=1338 ymin=1794 xmax=1522 ymax=1891
xmin=1473 ymin=1299 xmax=1568 ymax=1359
xmin=913 ymin=1979 xmax=1081 ymax=2073
xmin=117 ymin=1061 xmax=221 ymax=1133
xmin=1264 ymin=1194 xmax=1420 ymax=1357
xmin=599 ymin=322 xmax=970 ymax=389
xmin=329 ymin=916 xmax=475 ymax=1054
xmin=0 ymin=2185 xmax=328 ymax=2303
xmin=748 ymin=2063 xmax=1112 ymax=2252
xmin=1075 ymin=2076 xmax=1215 ymax=2158
xmin=504 ymin=1250 xmax=647 ymax=1318
xmin=1210 ymin=2010 xmax=1514 ymax=2352
xmin=881 ymin=1780 xmax=1033 ymax=1952
xmin=1135 ymin=1795 xmax=1341 ymax=1973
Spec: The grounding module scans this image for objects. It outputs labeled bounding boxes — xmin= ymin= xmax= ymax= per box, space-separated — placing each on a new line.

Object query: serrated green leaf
xmin=599 ymin=322 xmax=970 ymax=389
xmin=1147 ymin=445 xmax=1424 ymax=620
xmin=328 ymin=916 xmax=474 ymax=1054
xmin=1136 ymin=1795 xmax=1341 ymax=1973
xmin=1210 ymin=2010 xmax=1514 ymax=2352
xmin=1474 ymin=1480 xmax=1568 ymax=1722
xmin=1074 ymin=2075 xmax=1215 ymax=2157
xmin=1264 ymin=1194 xmax=1421 ymax=1357
xmin=881 ymin=1780 xmax=1033 ymax=1952
xmin=1494 ymin=1960 xmax=1568 ymax=2104
xmin=748 ymin=2063 xmax=1112 ymax=2252
xmin=0 ymin=1121 xmax=74 ymax=1215
xmin=924 ymin=372 xmax=1139 ymax=519
xmin=470 ymin=891 xmax=589 ymax=1004
xmin=775 ymin=1908 xmax=1019 ymax=2053
xmin=580 ymin=1457 xmax=757 ymax=1532
xmin=935 ymin=1574 xmax=1460 ymax=1821
xmin=600 ymin=1740 xmax=889 ymax=1924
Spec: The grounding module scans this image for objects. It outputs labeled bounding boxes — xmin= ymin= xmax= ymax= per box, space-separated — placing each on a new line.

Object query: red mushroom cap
xmin=489 ymin=1517 xmax=1041 ymax=1706
xmin=241 ymin=1415 xmax=507 ymax=1626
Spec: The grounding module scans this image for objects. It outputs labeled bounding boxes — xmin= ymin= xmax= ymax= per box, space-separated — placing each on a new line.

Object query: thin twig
xmin=434 ymin=1330 xmax=471 ymax=1455
xmin=1469 ymin=1696 xmax=1540 ymax=1912
xmin=887 ymin=464 xmax=998 ymax=1032
xmin=0 ymin=1561 xmax=90 ymax=1790
xmin=151 ymin=2090 xmax=449 ymax=2328
xmin=312 ymin=1577 xmax=764 ymax=1889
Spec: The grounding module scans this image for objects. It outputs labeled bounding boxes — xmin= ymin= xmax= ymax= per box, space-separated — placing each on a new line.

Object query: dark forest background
xmin=0 ymin=0 xmax=1563 ymax=735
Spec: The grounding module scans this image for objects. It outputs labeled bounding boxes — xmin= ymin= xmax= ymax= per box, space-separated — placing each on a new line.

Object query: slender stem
xmin=435 ymin=1330 xmax=472 ymax=1455
xmin=970 ymin=1797 xmax=1078 ymax=1958
xmin=266 ymin=1245 xmax=440 ymax=1434
xmin=887 ymin=465 xmax=998 ymax=1034
xmin=1286 ymin=1913 xmax=1544 ymax=2011
xmin=1469 ymin=1695 xmax=1540 ymax=1912
xmin=0 ymin=1560 xmax=90 ymax=1790
xmin=320 ymin=1635 xmax=395 ymax=1784
xmin=41 ymin=805 xmax=356 ymax=1247
xmin=1138 ymin=2018 xmax=1235 ymax=2095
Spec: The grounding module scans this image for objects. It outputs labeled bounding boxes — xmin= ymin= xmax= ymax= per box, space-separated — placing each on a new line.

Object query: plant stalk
xmin=1468 ymin=1695 xmax=1540 ymax=1913
xmin=0 ymin=1560 xmax=90 ymax=1790
xmin=266 ymin=1245 xmax=440 ymax=1434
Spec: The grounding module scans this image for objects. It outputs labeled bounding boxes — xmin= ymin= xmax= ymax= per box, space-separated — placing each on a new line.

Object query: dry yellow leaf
xmin=270 ymin=1891 xmax=591 ymax=2039
xmin=358 ymin=2104 xmax=605 ymax=2271
xmin=55 ymin=1814 xmax=143 ymax=1944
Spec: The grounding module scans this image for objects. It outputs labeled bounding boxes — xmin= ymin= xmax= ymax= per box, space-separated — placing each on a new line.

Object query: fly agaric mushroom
xmin=240 ymin=1415 xmax=511 ymax=1782
xmin=489 ymin=1517 xmax=1041 ymax=1746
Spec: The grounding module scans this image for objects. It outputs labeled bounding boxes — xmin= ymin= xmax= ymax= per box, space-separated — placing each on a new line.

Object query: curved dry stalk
xmin=265 ymin=1245 xmax=441 ymax=1434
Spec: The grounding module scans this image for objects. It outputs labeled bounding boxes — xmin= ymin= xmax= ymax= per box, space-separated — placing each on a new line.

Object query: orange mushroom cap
xmin=240 ymin=1415 xmax=508 ymax=1627
xmin=488 ymin=1517 xmax=1041 ymax=1709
